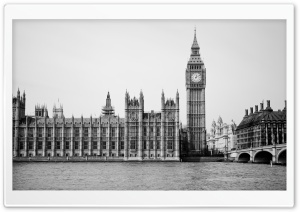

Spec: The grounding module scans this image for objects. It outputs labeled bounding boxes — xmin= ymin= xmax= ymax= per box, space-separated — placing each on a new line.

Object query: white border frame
xmin=3 ymin=4 xmax=294 ymax=207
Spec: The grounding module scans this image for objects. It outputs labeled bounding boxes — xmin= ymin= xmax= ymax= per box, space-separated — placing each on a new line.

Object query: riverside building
xmin=12 ymin=30 xmax=206 ymax=161
xmin=185 ymin=29 xmax=207 ymax=156
xmin=236 ymin=100 xmax=286 ymax=150
xmin=12 ymin=89 xmax=180 ymax=161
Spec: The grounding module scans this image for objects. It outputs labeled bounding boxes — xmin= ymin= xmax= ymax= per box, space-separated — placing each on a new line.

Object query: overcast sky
xmin=13 ymin=20 xmax=286 ymax=129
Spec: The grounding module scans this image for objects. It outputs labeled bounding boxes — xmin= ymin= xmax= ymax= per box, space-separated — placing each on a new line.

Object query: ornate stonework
xmin=185 ymin=29 xmax=207 ymax=155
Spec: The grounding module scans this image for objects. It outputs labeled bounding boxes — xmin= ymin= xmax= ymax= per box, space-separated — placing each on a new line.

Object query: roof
xmin=191 ymin=29 xmax=200 ymax=49
xmin=18 ymin=115 xmax=125 ymax=127
xmin=236 ymin=109 xmax=286 ymax=130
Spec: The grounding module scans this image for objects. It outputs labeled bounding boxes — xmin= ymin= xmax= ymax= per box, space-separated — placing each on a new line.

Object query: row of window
xmin=237 ymin=123 xmax=286 ymax=135
xmin=20 ymin=153 xmax=176 ymax=158
xmin=17 ymin=127 xmax=125 ymax=138
xmin=18 ymin=141 xmax=174 ymax=150
xmin=16 ymin=127 xmax=177 ymax=137
xmin=16 ymin=127 xmax=176 ymax=137
xmin=237 ymin=134 xmax=286 ymax=148
xmin=189 ymin=65 xmax=201 ymax=69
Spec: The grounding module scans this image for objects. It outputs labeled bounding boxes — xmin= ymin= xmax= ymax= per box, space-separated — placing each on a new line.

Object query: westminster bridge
xmin=228 ymin=143 xmax=286 ymax=164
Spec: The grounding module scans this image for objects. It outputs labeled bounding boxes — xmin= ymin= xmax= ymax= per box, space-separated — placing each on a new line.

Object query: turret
xmin=161 ymin=90 xmax=165 ymax=109
xmin=44 ymin=107 xmax=48 ymax=117
xmin=53 ymin=103 xmax=64 ymax=118
xmin=125 ymin=90 xmax=129 ymax=109
xmin=139 ymin=90 xmax=144 ymax=110
xmin=106 ymin=92 xmax=111 ymax=107
xmin=17 ymin=88 xmax=20 ymax=99
xmin=176 ymin=90 xmax=179 ymax=109
xmin=23 ymin=90 xmax=26 ymax=106
xmin=102 ymin=91 xmax=115 ymax=115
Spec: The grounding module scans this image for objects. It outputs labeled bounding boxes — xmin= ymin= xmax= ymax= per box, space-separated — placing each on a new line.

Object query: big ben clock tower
xmin=186 ymin=29 xmax=206 ymax=155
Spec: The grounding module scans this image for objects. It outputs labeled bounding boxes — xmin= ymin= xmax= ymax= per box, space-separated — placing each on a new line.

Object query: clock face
xmin=191 ymin=73 xmax=201 ymax=82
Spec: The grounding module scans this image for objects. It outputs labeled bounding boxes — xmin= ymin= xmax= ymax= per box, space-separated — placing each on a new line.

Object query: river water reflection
xmin=13 ymin=162 xmax=286 ymax=190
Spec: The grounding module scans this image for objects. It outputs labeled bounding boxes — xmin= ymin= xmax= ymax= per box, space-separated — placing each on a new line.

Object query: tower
xmin=13 ymin=89 xmax=26 ymax=157
xmin=124 ymin=91 xmax=144 ymax=160
xmin=102 ymin=92 xmax=115 ymax=115
xmin=185 ymin=29 xmax=206 ymax=155
xmin=53 ymin=104 xmax=64 ymax=118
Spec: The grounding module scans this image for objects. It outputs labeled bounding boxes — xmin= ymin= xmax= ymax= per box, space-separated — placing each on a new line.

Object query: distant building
xmin=236 ymin=100 xmax=286 ymax=150
xmin=206 ymin=117 xmax=237 ymax=155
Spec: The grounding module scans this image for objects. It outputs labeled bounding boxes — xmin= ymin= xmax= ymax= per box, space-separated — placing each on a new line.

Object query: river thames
xmin=13 ymin=162 xmax=286 ymax=190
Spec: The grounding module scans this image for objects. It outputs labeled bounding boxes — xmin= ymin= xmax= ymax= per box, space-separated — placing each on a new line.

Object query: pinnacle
xmin=191 ymin=28 xmax=200 ymax=49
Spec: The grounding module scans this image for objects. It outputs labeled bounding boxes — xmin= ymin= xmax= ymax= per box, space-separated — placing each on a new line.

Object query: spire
xmin=17 ymin=88 xmax=20 ymax=98
xmin=102 ymin=91 xmax=115 ymax=115
xmin=139 ymin=89 xmax=143 ymax=98
xmin=161 ymin=89 xmax=165 ymax=109
xmin=106 ymin=92 xmax=111 ymax=107
xmin=191 ymin=27 xmax=200 ymax=49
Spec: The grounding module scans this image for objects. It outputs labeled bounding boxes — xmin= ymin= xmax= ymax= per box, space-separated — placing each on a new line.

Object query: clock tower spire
xmin=185 ymin=29 xmax=207 ymax=156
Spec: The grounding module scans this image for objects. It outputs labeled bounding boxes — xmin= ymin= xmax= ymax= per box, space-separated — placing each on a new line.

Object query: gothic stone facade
xmin=185 ymin=30 xmax=207 ymax=155
xmin=13 ymin=90 xmax=180 ymax=161
xmin=12 ymin=30 xmax=205 ymax=160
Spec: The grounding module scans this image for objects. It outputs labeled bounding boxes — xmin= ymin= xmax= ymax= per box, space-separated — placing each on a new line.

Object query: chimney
xmin=265 ymin=100 xmax=273 ymax=112
xmin=260 ymin=103 xmax=264 ymax=111
xmin=245 ymin=109 xmax=248 ymax=116
xmin=250 ymin=107 xmax=253 ymax=114
xmin=255 ymin=105 xmax=258 ymax=113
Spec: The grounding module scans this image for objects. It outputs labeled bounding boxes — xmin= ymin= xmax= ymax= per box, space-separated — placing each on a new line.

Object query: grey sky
xmin=13 ymin=20 xmax=286 ymax=129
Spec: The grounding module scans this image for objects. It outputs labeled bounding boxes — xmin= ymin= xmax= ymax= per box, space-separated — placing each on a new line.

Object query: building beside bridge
xmin=232 ymin=100 xmax=287 ymax=164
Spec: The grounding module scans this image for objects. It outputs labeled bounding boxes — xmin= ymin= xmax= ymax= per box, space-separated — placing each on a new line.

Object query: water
xmin=13 ymin=162 xmax=286 ymax=190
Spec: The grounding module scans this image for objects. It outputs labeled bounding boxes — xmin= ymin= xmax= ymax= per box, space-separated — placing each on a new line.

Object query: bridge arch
xmin=277 ymin=148 xmax=286 ymax=164
xmin=237 ymin=152 xmax=250 ymax=162
xmin=253 ymin=150 xmax=273 ymax=163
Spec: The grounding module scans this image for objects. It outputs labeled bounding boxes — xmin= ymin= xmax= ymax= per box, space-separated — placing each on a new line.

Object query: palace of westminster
xmin=12 ymin=30 xmax=286 ymax=161
xmin=12 ymin=30 xmax=207 ymax=161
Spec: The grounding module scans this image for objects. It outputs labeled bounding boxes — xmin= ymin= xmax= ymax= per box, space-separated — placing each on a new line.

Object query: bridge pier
xmin=272 ymin=146 xmax=277 ymax=163
xmin=249 ymin=149 xmax=253 ymax=163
